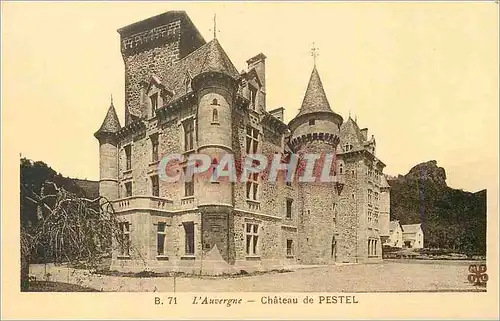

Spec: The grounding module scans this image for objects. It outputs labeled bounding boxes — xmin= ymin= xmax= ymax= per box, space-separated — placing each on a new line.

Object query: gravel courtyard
xmin=29 ymin=260 xmax=486 ymax=292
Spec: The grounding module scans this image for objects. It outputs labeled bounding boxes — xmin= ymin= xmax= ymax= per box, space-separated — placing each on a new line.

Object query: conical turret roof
xmin=296 ymin=66 xmax=333 ymax=117
xmin=198 ymin=38 xmax=239 ymax=79
xmin=94 ymin=100 xmax=121 ymax=139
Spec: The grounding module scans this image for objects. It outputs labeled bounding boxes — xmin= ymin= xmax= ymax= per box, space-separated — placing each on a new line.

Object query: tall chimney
xmin=246 ymin=53 xmax=267 ymax=90
xmin=360 ymin=128 xmax=368 ymax=141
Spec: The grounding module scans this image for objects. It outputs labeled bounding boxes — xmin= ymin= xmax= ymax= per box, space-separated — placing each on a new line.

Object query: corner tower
xmin=117 ymin=11 xmax=206 ymax=124
xmin=191 ymin=38 xmax=240 ymax=263
xmin=289 ymin=65 xmax=343 ymax=264
xmin=94 ymin=99 xmax=121 ymax=208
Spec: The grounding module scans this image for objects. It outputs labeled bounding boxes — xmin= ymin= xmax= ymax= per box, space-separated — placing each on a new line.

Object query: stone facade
xmin=95 ymin=11 xmax=391 ymax=274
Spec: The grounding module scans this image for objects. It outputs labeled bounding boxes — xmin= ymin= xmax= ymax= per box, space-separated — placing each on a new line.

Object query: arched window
xmin=339 ymin=163 xmax=344 ymax=175
xmin=211 ymin=98 xmax=219 ymax=106
xmin=212 ymin=109 xmax=219 ymax=123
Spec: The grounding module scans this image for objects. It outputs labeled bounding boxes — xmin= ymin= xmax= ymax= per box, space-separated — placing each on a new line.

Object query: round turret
xmin=94 ymin=100 xmax=121 ymax=204
xmin=289 ymin=66 xmax=343 ymax=152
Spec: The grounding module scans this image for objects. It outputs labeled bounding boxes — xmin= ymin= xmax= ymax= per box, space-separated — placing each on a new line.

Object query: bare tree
xmin=21 ymin=182 xmax=125 ymax=291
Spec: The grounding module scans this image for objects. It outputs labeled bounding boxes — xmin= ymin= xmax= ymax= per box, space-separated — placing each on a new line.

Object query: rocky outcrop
xmin=404 ymin=160 xmax=447 ymax=187
xmin=387 ymin=160 xmax=486 ymax=255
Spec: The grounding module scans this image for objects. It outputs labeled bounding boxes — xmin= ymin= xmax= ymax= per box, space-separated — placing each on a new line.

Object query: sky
xmin=2 ymin=2 xmax=498 ymax=193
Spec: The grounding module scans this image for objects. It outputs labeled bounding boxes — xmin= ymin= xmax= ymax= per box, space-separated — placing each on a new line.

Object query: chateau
xmin=94 ymin=11 xmax=391 ymax=273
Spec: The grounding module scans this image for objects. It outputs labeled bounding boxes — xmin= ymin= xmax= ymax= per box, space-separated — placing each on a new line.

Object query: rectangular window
xmin=183 ymin=222 xmax=195 ymax=255
xmin=249 ymin=85 xmax=257 ymax=109
xmin=151 ymin=175 xmax=159 ymax=197
xmin=333 ymin=203 xmax=337 ymax=224
xmin=125 ymin=182 xmax=132 ymax=197
xmin=245 ymin=126 xmax=259 ymax=154
xmin=245 ymin=222 xmax=259 ymax=255
xmin=150 ymin=93 xmax=158 ymax=117
xmin=286 ymin=198 xmax=293 ymax=219
xmin=309 ymin=119 xmax=315 ymax=126
xmin=119 ymin=222 xmax=130 ymax=256
xmin=246 ymin=172 xmax=259 ymax=201
xmin=124 ymin=145 xmax=132 ymax=171
xmin=286 ymin=239 xmax=293 ymax=256
xmin=184 ymin=167 xmax=194 ymax=197
xmin=368 ymin=189 xmax=373 ymax=207
xmin=183 ymin=119 xmax=194 ymax=151
xmin=151 ymin=134 xmax=159 ymax=163
xmin=157 ymin=223 xmax=166 ymax=256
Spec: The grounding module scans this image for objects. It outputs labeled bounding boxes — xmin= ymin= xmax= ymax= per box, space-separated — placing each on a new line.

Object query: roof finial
xmin=210 ymin=14 xmax=220 ymax=39
xmin=349 ymin=110 xmax=351 ymax=118
xmin=110 ymin=94 xmax=114 ymax=106
xmin=310 ymin=42 xmax=319 ymax=66
xmin=355 ymin=114 xmax=358 ymax=123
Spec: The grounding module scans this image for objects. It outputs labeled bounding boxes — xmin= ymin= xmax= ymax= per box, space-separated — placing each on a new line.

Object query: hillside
xmin=387 ymin=160 xmax=486 ymax=255
xmin=20 ymin=158 xmax=99 ymax=227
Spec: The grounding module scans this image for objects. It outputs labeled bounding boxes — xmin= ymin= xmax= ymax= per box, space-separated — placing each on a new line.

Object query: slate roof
xmin=94 ymin=102 xmax=121 ymax=138
xmin=160 ymin=38 xmax=239 ymax=103
xmin=380 ymin=174 xmax=391 ymax=188
xmin=340 ymin=116 xmax=366 ymax=144
xmin=402 ymin=224 xmax=422 ymax=234
xmin=296 ymin=66 xmax=333 ymax=117
xmin=389 ymin=220 xmax=401 ymax=232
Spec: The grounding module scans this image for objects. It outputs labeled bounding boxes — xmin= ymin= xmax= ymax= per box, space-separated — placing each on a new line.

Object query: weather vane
xmin=210 ymin=14 xmax=220 ymax=39
xmin=311 ymin=42 xmax=319 ymax=66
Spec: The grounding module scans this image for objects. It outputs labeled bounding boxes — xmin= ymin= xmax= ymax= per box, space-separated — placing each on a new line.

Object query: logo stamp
xmin=468 ymin=264 xmax=488 ymax=286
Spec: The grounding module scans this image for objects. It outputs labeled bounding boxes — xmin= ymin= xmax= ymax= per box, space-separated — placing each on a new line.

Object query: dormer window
xmin=309 ymin=119 xmax=315 ymax=126
xmin=150 ymin=93 xmax=158 ymax=117
xmin=249 ymin=85 xmax=257 ymax=110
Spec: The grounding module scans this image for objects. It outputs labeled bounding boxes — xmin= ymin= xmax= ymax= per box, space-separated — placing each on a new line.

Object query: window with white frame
xmin=286 ymin=198 xmax=293 ymax=219
xmin=246 ymin=172 xmax=259 ymax=201
xmin=119 ymin=222 xmax=130 ymax=256
xmin=183 ymin=167 xmax=194 ymax=197
xmin=124 ymin=145 xmax=132 ymax=171
xmin=125 ymin=182 xmax=133 ymax=197
xmin=151 ymin=175 xmax=159 ymax=197
xmin=183 ymin=222 xmax=195 ymax=255
xmin=157 ymin=222 xmax=166 ymax=256
xmin=249 ymin=85 xmax=257 ymax=110
xmin=212 ymin=109 xmax=219 ymax=123
xmin=286 ymin=239 xmax=293 ymax=256
xmin=150 ymin=133 xmax=159 ymax=163
xmin=150 ymin=93 xmax=158 ymax=117
xmin=245 ymin=222 xmax=259 ymax=256
xmin=183 ymin=119 xmax=194 ymax=151
xmin=246 ymin=126 xmax=259 ymax=154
